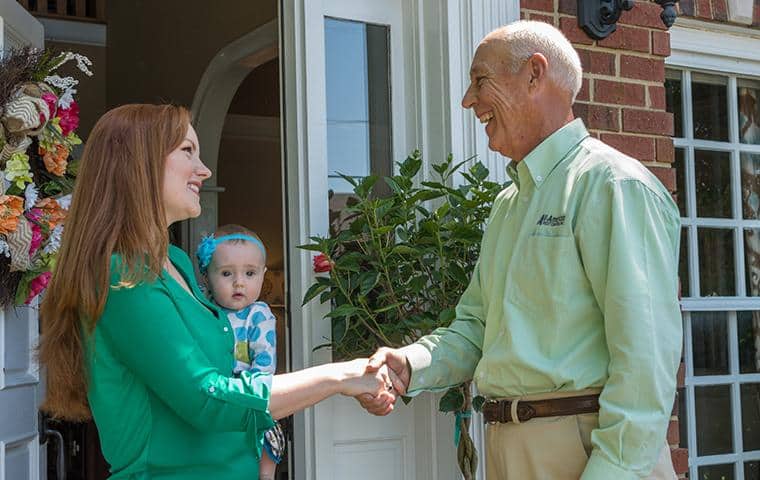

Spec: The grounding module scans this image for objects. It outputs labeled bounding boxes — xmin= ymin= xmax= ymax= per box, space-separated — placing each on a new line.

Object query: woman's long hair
xmin=39 ymin=104 xmax=191 ymax=420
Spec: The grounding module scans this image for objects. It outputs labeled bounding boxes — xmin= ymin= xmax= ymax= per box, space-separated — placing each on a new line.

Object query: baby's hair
xmin=196 ymin=224 xmax=267 ymax=274
xmin=213 ymin=224 xmax=263 ymax=245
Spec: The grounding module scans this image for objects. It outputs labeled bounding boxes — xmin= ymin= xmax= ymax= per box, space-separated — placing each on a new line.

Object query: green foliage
xmin=300 ymin=150 xmax=506 ymax=359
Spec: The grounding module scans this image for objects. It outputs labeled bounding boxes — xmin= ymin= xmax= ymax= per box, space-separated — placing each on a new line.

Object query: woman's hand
xmin=337 ymin=358 xmax=396 ymax=400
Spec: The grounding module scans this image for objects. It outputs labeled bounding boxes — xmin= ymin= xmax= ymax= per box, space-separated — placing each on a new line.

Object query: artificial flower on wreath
xmin=0 ymin=47 xmax=92 ymax=306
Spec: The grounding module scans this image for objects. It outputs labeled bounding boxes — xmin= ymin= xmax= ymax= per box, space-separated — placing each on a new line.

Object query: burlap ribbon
xmin=5 ymin=215 xmax=32 ymax=272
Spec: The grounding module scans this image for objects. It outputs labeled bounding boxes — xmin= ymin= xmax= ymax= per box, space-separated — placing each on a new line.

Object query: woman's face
xmin=162 ymin=125 xmax=211 ymax=225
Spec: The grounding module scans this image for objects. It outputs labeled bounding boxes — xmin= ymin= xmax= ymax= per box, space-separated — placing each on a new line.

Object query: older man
xmin=360 ymin=20 xmax=681 ymax=480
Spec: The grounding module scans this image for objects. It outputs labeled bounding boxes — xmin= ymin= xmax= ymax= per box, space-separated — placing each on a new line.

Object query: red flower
xmin=25 ymin=271 xmax=52 ymax=304
xmin=313 ymin=253 xmax=333 ymax=273
xmin=41 ymin=92 xmax=58 ymax=123
xmin=58 ymin=101 xmax=80 ymax=136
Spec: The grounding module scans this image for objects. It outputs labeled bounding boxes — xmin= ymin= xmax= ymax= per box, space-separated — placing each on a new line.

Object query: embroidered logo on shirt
xmin=536 ymin=214 xmax=565 ymax=227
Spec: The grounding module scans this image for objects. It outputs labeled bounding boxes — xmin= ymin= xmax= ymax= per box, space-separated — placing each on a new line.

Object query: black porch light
xmin=578 ymin=0 xmax=679 ymax=40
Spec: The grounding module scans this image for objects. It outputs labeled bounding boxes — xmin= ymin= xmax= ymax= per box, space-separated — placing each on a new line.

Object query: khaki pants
xmin=485 ymin=390 xmax=677 ymax=480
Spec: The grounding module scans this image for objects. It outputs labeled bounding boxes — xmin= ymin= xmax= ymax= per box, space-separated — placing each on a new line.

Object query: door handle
xmin=39 ymin=413 xmax=66 ymax=480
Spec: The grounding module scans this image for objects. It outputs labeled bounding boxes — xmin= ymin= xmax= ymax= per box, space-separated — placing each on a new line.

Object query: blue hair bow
xmin=196 ymin=233 xmax=267 ymax=273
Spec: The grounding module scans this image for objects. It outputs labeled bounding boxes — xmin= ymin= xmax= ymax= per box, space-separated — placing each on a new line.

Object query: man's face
xmin=461 ymin=40 xmax=531 ymax=159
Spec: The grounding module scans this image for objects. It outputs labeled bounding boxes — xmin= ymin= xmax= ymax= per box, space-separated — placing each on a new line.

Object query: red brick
xmin=524 ymin=0 xmax=554 ymax=11
xmin=598 ymin=25 xmax=650 ymax=53
xmin=650 ymin=166 xmax=677 ymax=192
xmin=600 ymin=133 xmax=656 ymax=160
xmin=577 ymin=48 xmax=616 ymax=75
xmin=577 ymin=78 xmax=590 ymax=102
xmin=558 ymin=0 xmax=577 ymax=15
xmin=754 ymin=0 xmax=760 ymax=26
xmin=667 ymin=420 xmax=680 ymax=445
xmin=671 ymin=448 xmax=688 ymax=475
xmin=621 ymin=55 xmax=665 ymax=82
xmin=652 ymin=31 xmax=671 ymax=57
xmin=623 ymin=108 xmax=674 ymax=135
xmin=695 ymin=0 xmax=712 ymax=18
xmin=712 ymin=0 xmax=728 ymax=20
xmin=677 ymin=362 xmax=685 ymax=388
xmin=574 ymin=103 xmax=620 ymax=131
xmin=520 ymin=10 xmax=529 ymax=20
xmin=559 ymin=16 xmax=594 ymax=45
xmin=595 ymin=79 xmax=646 ymax=106
xmin=530 ymin=13 xmax=556 ymax=24
xmin=656 ymin=136 xmax=675 ymax=163
xmin=649 ymin=85 xmax=666 ymax=109
xmin=620 ymin=1 xmax=669 ymax=29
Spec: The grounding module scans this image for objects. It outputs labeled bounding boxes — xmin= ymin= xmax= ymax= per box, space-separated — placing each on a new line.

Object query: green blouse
xmin=84 ymin=245 xmax=274 ymax=479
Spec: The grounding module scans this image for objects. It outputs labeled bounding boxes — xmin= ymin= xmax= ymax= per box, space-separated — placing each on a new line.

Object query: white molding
xmin=38 ymin=17 xmax=106 ymax=46
xmin=0 ymin=0 xmax=43 ymax=50
xmin=669 ymin=23 xmax=760 ymax=76
xmin=447 ymin=0 xmax=520 ymax=187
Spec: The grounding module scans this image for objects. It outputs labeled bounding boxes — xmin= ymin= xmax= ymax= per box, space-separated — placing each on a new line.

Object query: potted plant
xmin=300 ymin=150 xmax=507 ymax=479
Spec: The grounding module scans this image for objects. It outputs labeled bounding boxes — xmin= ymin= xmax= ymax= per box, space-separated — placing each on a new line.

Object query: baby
xmin=196 ymin=224 xmax=284 ymax=480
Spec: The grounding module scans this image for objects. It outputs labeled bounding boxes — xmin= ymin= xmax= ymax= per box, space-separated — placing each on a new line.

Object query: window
xmin=668 ymin=65 xmax=760 ymax=479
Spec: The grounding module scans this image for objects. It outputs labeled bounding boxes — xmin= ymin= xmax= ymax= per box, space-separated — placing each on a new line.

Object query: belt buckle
xmin=484 ymin=399 xmax=500 ymax=425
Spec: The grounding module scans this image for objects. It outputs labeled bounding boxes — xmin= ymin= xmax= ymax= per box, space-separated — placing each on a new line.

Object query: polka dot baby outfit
xmin=226 ymin=302 xmax=277 ymax=386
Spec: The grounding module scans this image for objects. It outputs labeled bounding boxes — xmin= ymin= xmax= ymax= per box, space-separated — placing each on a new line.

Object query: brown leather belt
xmin=481 ymin=394 xmax=600 ymax=424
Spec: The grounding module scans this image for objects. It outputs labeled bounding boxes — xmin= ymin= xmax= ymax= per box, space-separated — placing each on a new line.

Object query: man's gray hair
xmin=497 ymin=21 xmax=583 ymax=102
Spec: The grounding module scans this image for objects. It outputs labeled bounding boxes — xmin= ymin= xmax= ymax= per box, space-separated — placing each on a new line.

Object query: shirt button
xmin=223 ymin=326 xmax=229 ymax=332
xmin=536 ymin=175 xmax=543 ymax=182
xmin=418 ymin=376 xmax=425 ymax=384
xmin=208 ymin=386 xmax=216 ymax=393
xmin=479 ymin=372 xmax=485 ymax=379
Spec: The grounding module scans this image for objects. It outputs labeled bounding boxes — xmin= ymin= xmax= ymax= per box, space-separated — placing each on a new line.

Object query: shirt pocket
xmin=508 ymin=230 xmax=582 ymax=317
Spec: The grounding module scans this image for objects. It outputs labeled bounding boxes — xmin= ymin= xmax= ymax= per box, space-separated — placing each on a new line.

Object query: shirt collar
xmin=506 ymin=118 xmax=589 ymax=189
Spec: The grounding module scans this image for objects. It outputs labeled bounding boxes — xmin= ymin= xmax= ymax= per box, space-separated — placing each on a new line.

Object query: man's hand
xmin=355 ymin=347 xmax=411 ymax=416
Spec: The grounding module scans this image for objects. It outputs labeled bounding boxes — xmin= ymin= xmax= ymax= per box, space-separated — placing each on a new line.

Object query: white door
xmin=282 ymin=1 xmax=461 ymax=479
xmin=0 ymin=4 xmax=45 ymax=480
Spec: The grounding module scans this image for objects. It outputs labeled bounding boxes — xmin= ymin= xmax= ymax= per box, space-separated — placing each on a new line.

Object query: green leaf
xmin=390 ymin=245 xmax=418 ymax=256
xmin=438 ymin=387 xmax=465 ymax=413
xmin=297 ymin=243 xmax=325 ymax=252
xmin=373 ymin=302 xmax=404 ymax=314
xmin=472 ymin=395 xmax=486 ymax=412
xmin=326 ymin=303 xmax=362 ymax=318
xmin=302 ymin=282 xmax=329 ymax=306
xmin=358 ymin=271 xmax=380 ymax=295
xmin=470 ymin=161 xmax=490 ymax=181
xmin=437 ymin=307 xmax=456 ymax=325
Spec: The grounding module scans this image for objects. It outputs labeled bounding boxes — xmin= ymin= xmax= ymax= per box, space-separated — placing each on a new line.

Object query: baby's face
xmin=206 ymin=241 xmax=267 ymax=310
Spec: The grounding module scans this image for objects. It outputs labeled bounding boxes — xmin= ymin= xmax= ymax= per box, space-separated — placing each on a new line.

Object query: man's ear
xmin=526 ymin=53 xmax=549 ymax=90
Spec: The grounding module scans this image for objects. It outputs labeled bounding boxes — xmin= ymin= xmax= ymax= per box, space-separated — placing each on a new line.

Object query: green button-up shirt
xmin=85 ymin=245 xmax=274 ymax=479
xmin=402 ymin=119 xmax=681 ymax=479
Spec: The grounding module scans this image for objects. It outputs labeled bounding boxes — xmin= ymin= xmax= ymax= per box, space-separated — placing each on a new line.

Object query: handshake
xmin=339 ymin=347 xmax=410 ymax=416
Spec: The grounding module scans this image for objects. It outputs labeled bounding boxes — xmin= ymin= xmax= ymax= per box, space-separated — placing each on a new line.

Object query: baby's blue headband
xmin=196 ymin=234 xmax=267 ymax=273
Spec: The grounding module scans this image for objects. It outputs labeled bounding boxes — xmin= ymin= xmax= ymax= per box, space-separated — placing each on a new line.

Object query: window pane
xmin=325 ymin=18 xmax=391 ymax=193
xmin=747 ymin=461 xmax=760 ymax=480
xmin=695 ymin=150 xmax=732 ymax=218
xmin=741 ymin=153 xmax=760 ymax=220
xmin=692 ymin=311 xmax=729 ymax=376
xmin=692 ymin=73 xmax=729 ymax=141
xmin=680 ymin=228 xmax=690 ymax=297
xmin=739 ymin=79 xmax=760 ymax=145
xmin=742 ymin=383 xmax=760 ymax=451
xmin=695 ymin=385 xmax=734 ymax=455
xmin=746 ymin=229 xmax=760 ymax=296
xmin=698 ymin=228 xmax=736 ymax=296
xmin=666 ymin=70 xmax=683 ymax=138
xmin=739 ymin=311 xmax=760 ymax=373
xmin=674 ymin=148 xmax=687 ymax=217
xmin=699 ymin=464 xmax=735 ymax=480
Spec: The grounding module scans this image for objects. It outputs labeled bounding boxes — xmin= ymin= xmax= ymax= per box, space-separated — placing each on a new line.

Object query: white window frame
xmin=669 ymin=18 xmax=760 ymax=480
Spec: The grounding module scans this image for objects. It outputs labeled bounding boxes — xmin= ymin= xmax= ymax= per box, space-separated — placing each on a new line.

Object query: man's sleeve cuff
xmin=581 ymin=451 xmax=639 ymax=480
xmin=398 ymin=343 xmax=432 ymax=393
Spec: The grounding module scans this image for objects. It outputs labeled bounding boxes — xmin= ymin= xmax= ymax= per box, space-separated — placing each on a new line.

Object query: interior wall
xmin=217 ymin=60 xmax=284 ymax=372
xmin=105 ymin=0 xmax=277 ymax=108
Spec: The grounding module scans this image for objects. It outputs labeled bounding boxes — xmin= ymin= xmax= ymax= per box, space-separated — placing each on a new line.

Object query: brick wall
xmin=677 ymin=0 xmax=760 ymax=25
xmin=519 ymin=1 xmax=686 ymax=476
